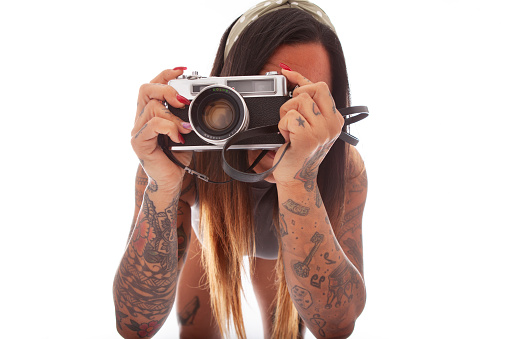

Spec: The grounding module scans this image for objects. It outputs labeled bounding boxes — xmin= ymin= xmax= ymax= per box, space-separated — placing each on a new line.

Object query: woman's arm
xmin=277 ymin=161 xmax=366 ymax=338
xmin=113 ymin=182 xmax=192 ymax=338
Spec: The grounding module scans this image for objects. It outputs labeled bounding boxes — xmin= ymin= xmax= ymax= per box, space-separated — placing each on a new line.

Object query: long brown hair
xmin=195 ymin=8 xmax=351 ymax=339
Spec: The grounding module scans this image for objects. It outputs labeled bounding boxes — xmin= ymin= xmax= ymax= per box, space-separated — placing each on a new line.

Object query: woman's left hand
xmin=273 ymin=69 xmax=344 ymax=189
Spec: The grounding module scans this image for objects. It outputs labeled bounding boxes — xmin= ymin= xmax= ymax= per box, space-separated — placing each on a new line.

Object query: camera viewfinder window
xmin=193 ymin=84 xmax=214 ymax=93
xmin=227 ymin=79 xmax=275 ymax=94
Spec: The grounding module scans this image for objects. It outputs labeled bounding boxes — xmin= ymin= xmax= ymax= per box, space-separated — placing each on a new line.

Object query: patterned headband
xmin=224 ymin=0 xmax=336 ymax=60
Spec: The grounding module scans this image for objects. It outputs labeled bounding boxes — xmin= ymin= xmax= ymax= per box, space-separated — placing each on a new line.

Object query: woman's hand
xmin=273 ymin=69 xmax=344 ymax=188
xmin=131 ymin=68 xmax=194 ymax=191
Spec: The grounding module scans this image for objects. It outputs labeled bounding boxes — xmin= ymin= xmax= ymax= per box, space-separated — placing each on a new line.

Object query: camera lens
xmin=202 ymin=99 xmax=234 ymax=131
xmin=189 ymin=85 xmax=249 ymax=145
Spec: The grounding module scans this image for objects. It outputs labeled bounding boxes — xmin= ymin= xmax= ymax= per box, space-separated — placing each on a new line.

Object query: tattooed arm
xmin=113 ymin=173 xmax=194 ymax=339
xmin=277 ymin=150 xmax=367 ymax=338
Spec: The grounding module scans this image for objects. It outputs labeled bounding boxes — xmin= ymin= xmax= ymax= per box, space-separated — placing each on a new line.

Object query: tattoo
xmin=177 ymin=296 xmax=200 ymax=326
xmin=312 ymin=102 xmax=321 ymax=116
xmin=359 ymin=170 xmax=368 ymax=188
xmin=279 ymin=212 xmax=289 ymax=237
xmin=115 ymin=310 xmax=128 ymax=330
xmin=315 ymin=186 xmax=323 ymax=208
xmin=294 ymin=140 xmax=334 ymax=192
xmin=138 ymin=107 xmax=145 ymax=118
xmin=324 ymin=252 xmax=337 ymax=265
xmin=310 ymin=274 xmax=325 ymax=289
xmin=135 ymin=123 xmax=148 ymax=139
xmin=329 ymin=92 xmax=336 ymax=114
xmin=310 ymin=314 xmax=326 ymax=337
xmin=282 ymin=199 xmax=309 ymax=216
xmin=177 ymin=222 xmax=188 ymax=261
xmin=344 ymin=238 xmax=363 ymax=274
xmin=291 ymin=285 xmax=313 ymax=309
xmin=297 ymin=116 xmax=306 ymax=127
xmin=349 ymin=171 xmax=368 ymax=195
xmin=293 ymin=232 xmax=324 ymax=278
xmin=325 ymin=260 xmax=360 ymax=309
xmin=136 ymin=189 xmax=144 ymax=211
xmin=125 ymin=318 xmax=164 ymax=338
xmin=147 ymin=178 xmax=158 ymax=193
xmin=338 ymin=202 xmax=365 ymax=240
xmin=114 ymin=194 xmax=180 ymax=323
xmin=136 ymin=166 xmax=148 ymax=186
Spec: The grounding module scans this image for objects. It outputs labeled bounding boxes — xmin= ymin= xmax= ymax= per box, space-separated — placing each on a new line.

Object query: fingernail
xmin=176 ymin=94 xmax=191 ymax=105
xmin=173 ymin=66 xmax=187 ymax=71
xmin=178 ymin=133 xmax=185 ymax=144
xmin=181 ymin=122 xmax=192 ymax=130
xmin=280 ymin=63 xmax=292 ymax=71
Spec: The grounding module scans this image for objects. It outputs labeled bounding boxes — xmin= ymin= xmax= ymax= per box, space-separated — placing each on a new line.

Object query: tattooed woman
xmin=113 ymin=1 xmax=367 ymax=338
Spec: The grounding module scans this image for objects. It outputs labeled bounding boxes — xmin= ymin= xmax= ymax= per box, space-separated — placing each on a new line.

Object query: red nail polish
xmin=280 ymin=63 xmax=292 ymax=71
xmin=173 ymin=66 xmax=187 ymax=71
xmin=178 ymin=133 xmax=185 ymax=144
xmin=176 ymin=94 xmax=191 ymax=105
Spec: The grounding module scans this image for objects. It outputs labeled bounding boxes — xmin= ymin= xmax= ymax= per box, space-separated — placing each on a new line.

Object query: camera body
xmin=162 ymin=72 xmax=288 ymax=151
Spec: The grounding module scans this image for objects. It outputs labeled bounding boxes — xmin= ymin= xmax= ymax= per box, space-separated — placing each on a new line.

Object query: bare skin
xmin=113 ymin=42 xmax=367 ymax=338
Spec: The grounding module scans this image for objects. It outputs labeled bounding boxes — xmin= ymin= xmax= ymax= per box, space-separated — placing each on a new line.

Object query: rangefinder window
xmin=192 ymin=84 xmax=215 ymax=94
xmin=226 ymin=79 xmax=275 ymax=94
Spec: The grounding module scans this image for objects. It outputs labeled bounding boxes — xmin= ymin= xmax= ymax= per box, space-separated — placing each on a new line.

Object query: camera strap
xmin=160 ymin=106 xmax=368 ymax=184
xmin=222 ymin=125 xmax=291 ymax=182
xmin=221 ymin=106 xmax=369 ymax=182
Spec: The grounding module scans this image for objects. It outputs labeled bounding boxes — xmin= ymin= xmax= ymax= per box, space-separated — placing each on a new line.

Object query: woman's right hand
xmin=131 ymin=68 xmax=193 ymax=191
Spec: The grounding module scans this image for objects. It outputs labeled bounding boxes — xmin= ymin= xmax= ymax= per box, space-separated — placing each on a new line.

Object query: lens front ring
xmin=188 ymin=84 xmax=249 ymax=146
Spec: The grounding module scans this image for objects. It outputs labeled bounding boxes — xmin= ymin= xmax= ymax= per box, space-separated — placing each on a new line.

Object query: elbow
xmin=326 ymin=298 xmax=365 ymax=338
xmin=334 ymin=322 xmax=356 ymax=338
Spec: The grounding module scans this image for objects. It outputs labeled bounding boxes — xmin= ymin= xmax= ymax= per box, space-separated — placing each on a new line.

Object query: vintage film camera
xmin=161 ymin=71 xmax=288 ymax=151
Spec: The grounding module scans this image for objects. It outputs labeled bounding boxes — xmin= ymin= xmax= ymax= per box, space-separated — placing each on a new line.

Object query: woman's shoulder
xmin=346 ymin=145 xmax=367 ymax=181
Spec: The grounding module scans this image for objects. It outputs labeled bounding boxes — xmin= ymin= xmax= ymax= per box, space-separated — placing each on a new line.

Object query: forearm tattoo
xmin=285 ymin=231 xmax=363 ymax=337
xmin=294 ymin=140 xmax=335 ymax=192
xmin=114 ymin=193 xmax=180 ymax=332
xmin=280 ymin=187 xmax=364 ymax=337
xmin=282 ymin=199 xmax=310 ymax=216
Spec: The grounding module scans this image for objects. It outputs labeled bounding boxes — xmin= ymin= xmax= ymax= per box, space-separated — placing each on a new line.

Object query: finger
xmin=150 ymin=67 xmax=187 ymax=84
xmin=132 ymin=117 xmax=184 ymax=145
xmin=136 ymin=83 xmax=190 ymax=118
xmin=293 ymin=82 xmax=339 ymax=117
xmin=277 ymin=109 xmax=312 ymax=144
xmin=281 ymin=68 xmax=314 ymax=87
xmin=279 ymin=92 xmax=322 ymax=128
xmin=133 ymin=99 xmax=193 ymax=136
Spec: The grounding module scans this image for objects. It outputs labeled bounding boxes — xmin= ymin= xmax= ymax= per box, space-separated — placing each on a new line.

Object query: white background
xmin=1 ymin=0 xmax=508 ymax=338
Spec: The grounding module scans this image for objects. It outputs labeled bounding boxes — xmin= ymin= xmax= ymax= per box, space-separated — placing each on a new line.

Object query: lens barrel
xmin=189 ymin=85 xmax=249 ymax=145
